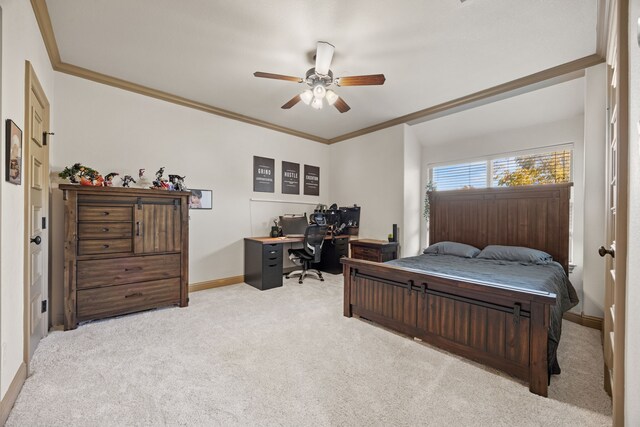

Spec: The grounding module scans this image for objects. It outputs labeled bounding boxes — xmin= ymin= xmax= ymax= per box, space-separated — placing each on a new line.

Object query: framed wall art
xmin=189 ymin=189 xmax=213 ymax=209
xmin=5 ymin=119 xmax=23 ymax=185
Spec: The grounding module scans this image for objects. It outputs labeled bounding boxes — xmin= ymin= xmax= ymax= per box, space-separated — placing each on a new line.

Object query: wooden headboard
xmin=428 ymin=183 xmax=572 ymax=273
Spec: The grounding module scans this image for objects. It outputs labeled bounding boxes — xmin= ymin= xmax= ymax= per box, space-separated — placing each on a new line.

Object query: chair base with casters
xmin=286 ymin=223 xmax=328 ymax=284
xmin=285 ymin=254 xmax=324 ymax=284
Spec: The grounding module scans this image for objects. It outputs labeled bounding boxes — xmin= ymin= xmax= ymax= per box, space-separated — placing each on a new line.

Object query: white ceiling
xmin=45 ymin=0 xmax=598 ymax=140
xmin=412 ymin=77 xmax=586 ymax=146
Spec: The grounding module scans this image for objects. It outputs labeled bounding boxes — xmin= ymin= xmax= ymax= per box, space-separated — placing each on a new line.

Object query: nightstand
xmin=349 ymin=239 xmax=398 ymax=262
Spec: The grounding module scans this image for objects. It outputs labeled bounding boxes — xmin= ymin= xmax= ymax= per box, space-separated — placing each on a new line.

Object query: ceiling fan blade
xmin=333 ymin=97 xmax=351 ymax=113
xmin=254 ymin=72 xmax=303 ymax=83
xmin=314 ymin=41 xmax=335 ymax=75
xmin=336 ymin=74 xmax=386 ymax=86
xmin=281 ymin=95 xmax=302 ymax=109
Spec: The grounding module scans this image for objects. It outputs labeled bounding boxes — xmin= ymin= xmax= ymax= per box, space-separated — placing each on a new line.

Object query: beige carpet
xmin=7 ymin=274 xmax=611 ymax=426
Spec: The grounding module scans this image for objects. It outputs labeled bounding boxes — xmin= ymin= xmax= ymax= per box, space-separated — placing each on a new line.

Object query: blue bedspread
xmin=386 ymin=254 xmax=579 ymax=374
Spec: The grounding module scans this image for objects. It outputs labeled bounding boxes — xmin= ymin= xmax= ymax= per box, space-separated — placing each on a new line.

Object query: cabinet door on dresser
xmin=134 ymin=201 xmax=182 ymax=254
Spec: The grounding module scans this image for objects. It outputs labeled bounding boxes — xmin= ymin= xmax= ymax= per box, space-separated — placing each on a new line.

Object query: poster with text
xmin=303 ymin=164 xmax=320 ymax=196
xmin=253 ymin=156 xmax=275 ymax=192
xmin=281 ymin=161 xmax=300 ymax=195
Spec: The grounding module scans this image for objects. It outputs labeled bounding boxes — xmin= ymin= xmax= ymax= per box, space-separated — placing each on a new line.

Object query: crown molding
xmin=53 ymin=62 xmax=330 ymax=143
xmin=32 ymin=0 xmax=606 ymax=146
xmin=328 ymin=54 xmax=604 ymax=144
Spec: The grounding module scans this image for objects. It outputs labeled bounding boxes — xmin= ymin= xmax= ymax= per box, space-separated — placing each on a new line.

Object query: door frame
xmin=602 ymin=0 xmax=628 ymax=424
xmin=23 ymin=61 xmax=50 ymax=368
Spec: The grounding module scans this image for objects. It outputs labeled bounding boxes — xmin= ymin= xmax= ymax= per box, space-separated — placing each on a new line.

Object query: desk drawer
xmin=262 ymin=262 xmax=283 ymax=287
xmin=78 ymin=206 xmax=133 ymax=222
xmin=77 ymin=254 xmax=181 ymax=289
xmin=78 ymin=222 xmax=132 ymax=240
xmin=77 ymin=277 xmax=181 ymax=321
xmin=262 ymin=244 xmax=283 ymax=258
xmin=78 ymin=239 xmax=132 ymax=256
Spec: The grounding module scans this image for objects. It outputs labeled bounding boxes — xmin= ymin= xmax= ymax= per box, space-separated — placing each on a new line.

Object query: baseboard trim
xmin=0 ymin=362 xmax=27 ymax=425
xmin=189 ymin=275 xmax=245 ymax=293
xmin=563 ymin=312 xmax=603 ymax=330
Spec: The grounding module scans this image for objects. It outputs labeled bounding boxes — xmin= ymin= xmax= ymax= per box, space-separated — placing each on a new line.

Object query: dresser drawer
xmin=77 ymin=277 xmax=181 ymax=321
xmin=78 ymin=206 xmax=133 ymax=222
xmin=78 ymin=239 xmax=133 ymax=256
xmin=351 ymin=247 xmax=380 ymax=260
xmin=77 ymin=254 xmax=181 ymax=289
xmin=78 ymin=222 xmax=132 ymax=239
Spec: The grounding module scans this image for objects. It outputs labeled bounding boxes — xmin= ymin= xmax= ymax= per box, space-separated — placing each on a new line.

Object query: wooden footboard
xmin=342 ymin=258 xmax=556 ymax=397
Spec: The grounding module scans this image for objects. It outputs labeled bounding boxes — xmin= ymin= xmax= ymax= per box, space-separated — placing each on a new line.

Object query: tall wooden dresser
xmin=61 ymin=184 xmax=190 ymax=330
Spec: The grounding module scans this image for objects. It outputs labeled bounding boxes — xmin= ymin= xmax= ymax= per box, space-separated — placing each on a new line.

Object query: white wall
xmin=50 ymin=73 xmax=330 ymax=326
xmin=582 ymin=64 xmax=607 ymax=318
xmin=0 ymin=0 xmax=55 ymax=399
xmin=419 ymin=116 xmax=588 ymax=313
xmin=625 ymin=0 xmax=640 ymax=423
xmin=403 ymin=125 xmax=422 ymax=257
xmin=329 ymin=125 xmax=405 ymax=242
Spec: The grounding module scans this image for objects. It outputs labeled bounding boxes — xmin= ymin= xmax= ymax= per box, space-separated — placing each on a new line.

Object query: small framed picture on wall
xmin=189 ymin=189 xmax=213 ymax=209
xmin=5 ymin=119 xmax=22 ymax=185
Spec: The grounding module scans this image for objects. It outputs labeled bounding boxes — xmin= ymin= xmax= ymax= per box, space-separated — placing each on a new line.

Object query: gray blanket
xmin=386 ymin=254 xmax=579 ymax=374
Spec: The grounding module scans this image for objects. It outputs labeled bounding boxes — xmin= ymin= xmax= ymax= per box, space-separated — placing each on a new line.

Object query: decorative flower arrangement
xmin=58 ymin=163 xmax=104 ymax=186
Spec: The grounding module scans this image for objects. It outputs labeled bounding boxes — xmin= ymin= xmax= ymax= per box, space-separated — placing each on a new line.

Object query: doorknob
xmin=598 ymin=246 xmax=615 ymax=258
xmin=30 ymin=236 xmax=42 ymax=245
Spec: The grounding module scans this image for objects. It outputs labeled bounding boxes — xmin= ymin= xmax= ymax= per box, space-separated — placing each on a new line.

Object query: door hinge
xmin=42 ymin=217 xmax=47 ymax=230
xmin=43 ymin=131 xmax=54 ymax=146
xmin=41 ymin=300 xmax=47 ymax=313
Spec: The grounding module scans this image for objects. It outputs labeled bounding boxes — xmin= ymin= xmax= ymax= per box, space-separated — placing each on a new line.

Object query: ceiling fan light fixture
xmin=315 ymin=41 xmax=335 ymax=76
xmin=300 ymin=89 xmax=313 ymax=105
xmin=311 ymin=97 xmax=323 ymax=109
xmin=325 ymin=89 xmax=338 ymax=105
xmin=313 ymin=84 xmax=326 ymax=99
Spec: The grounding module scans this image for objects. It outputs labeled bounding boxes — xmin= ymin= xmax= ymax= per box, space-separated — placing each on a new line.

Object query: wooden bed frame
xmin=342 ymin=183 xmax=572 ymax=397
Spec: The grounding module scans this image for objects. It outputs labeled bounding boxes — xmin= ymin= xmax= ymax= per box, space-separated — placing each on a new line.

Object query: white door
xmin=25 ymin=62 xmax=50 ymax=361
xmin=600 ymin=1 xmax=628 ymax=424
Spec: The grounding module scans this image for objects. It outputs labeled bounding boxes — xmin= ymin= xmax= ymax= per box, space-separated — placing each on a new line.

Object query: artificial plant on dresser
xmin=61 ymin=184 xmax=190 ymax=329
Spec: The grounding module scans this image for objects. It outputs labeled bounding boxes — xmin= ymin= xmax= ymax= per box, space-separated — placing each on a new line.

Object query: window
xmin=431 ymin=161 xmax=488 ymax=191
xmin=430 ymin=149 xmax=572 ymax=191
xmin=492 ymin=150 xmax=572 ymax=187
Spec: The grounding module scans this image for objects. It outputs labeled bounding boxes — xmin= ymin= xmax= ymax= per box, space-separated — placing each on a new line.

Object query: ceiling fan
xmin=254 ymin=41 xmax=386 ymax=113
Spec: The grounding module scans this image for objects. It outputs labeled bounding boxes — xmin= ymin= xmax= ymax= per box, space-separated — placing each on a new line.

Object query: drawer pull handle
xmin=124 ymin=267 xmax=143 ymax=272
xmin=102 ymin=228 xmax=110 ymax=232
xmin=268 ymin=256 xmax=278 ymax=261
xmin=268 ymin=264 xmax=277 ymax=267
xmin=102 ymin=244 xmax=110 ymax=249
xmin=125 ymin=292 xmax=143 ymax=299
xmin=103 ymin=211 xmax=110 ymax=216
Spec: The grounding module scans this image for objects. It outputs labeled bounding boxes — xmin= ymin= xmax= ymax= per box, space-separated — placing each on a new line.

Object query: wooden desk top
xmin=245 ymin=235 xmax=350 ymax=245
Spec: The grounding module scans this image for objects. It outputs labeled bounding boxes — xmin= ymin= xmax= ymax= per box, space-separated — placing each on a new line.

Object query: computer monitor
xmin=279 ymin=215 xmax=308 ymax=237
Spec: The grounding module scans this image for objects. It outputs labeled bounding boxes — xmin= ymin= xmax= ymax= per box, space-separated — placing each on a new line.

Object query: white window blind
xmin=431 ymin=161 xmax=487 ymax=191
xmin=492 ymin=150 xmax=572 ymax=187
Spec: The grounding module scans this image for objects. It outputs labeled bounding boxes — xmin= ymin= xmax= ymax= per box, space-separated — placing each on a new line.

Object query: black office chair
xmin=286 ymin=224 xmax=328 ymax=284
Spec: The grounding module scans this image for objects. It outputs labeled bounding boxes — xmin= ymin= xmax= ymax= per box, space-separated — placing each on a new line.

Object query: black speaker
xmin=392 ymin=224 xmax=398 ymax=242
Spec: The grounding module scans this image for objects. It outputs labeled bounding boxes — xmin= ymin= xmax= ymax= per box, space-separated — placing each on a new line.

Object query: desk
xmin=244 ymin=235 xmax=350 ymax=290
